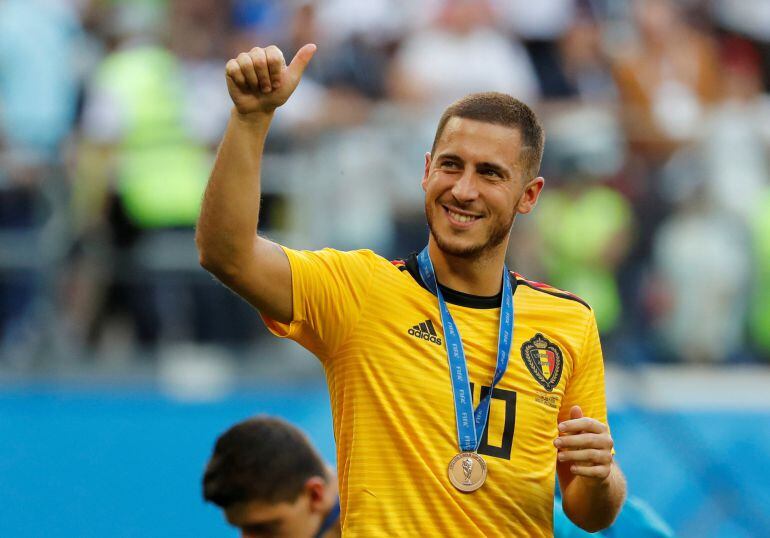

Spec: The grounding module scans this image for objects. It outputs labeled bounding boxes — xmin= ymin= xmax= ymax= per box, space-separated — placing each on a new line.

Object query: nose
xmin=451 ymin=169 xmax=479 ymax=204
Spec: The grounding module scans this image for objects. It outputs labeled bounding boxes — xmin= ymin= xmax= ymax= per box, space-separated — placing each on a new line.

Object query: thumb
xmin=287 ymin=43 xmax=317 ymax=79
xmin=570 ymin=406 xmax=584 ymax=420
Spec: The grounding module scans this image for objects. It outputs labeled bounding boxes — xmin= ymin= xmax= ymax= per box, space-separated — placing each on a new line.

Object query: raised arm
xmin=196 ymin=44 xmax=316 ymax=323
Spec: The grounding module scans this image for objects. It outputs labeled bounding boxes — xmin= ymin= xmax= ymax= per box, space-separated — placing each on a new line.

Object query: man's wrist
xmin=231 ymin=107 xmax=275 ymax=125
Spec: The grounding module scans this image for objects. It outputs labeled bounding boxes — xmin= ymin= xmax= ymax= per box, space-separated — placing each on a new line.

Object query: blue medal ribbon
xmin=417 ymin=246 xmax=514 ymax=453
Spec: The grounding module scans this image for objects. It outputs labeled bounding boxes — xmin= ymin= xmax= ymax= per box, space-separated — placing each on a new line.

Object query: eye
xmin=440 ymin=159 xmax=460 ymax=169
xmin=479 ymin=167 xmax=502 ymax=178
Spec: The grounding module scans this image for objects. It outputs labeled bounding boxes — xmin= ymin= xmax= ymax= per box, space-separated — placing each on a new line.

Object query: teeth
xmin=448 ymin=210 xmax=477 ymax=223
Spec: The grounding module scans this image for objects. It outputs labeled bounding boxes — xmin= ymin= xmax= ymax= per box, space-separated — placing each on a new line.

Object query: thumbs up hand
xmin=553 ymin=405 xmax=614 ymax=482
xmin=225 ymin=44 xmax=317 ymax=115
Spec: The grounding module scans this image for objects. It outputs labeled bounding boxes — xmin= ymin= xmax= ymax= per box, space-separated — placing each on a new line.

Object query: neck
xmin=428 ymin=237 xmax=507 ymax=296
xmin=318 ymin=470 xmax=340 ymax=538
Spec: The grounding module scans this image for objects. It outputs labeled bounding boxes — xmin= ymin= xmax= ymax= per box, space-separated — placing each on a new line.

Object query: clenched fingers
xmin=225 ymin=47 xmax=283 ymax=94
xmin=557 ymin=448 xmax=613 ymax=465
xmin=264 ymin=45 xmax=286 ymax=89
xmin=236 ymin=52 xmax=260 ymax=91
xmin=554 ymin=433 xmax=613 ymax=450
xmin=558 ymin=417 xmax=607 ymax=435
xmin=248 ymin=47 xmax=272 ymax=92
xmin=567 ymin=463 xmax=612 ymax=480
xmin=225 ymin=59 xmax=246 ymax=87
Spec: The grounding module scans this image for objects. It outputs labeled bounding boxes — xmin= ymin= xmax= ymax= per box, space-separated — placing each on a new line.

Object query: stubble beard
xmin=425 ymin=201 xmax=515 ymax=259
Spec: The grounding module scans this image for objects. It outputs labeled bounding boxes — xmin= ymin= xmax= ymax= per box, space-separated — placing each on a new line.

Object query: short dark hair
xmin=430 ymin=92 xmax=545 ymax=180
xmin=202 ymin=416 xmax=327 ymax=508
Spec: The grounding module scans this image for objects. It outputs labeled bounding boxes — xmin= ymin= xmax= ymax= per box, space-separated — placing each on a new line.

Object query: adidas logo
xmin=408 ymin=319 xmax=442 ymax=346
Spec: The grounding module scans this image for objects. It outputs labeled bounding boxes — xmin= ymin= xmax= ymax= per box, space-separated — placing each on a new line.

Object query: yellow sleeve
xmin=260 ymin=247 xmax=376 ymax=359
xmin=558 ymin=311 xmax=609 ymax=429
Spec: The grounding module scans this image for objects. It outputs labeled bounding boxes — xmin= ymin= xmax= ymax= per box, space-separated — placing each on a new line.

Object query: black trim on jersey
xmin=515 ymin=279 xmax=591 ymax=310
xmin=397 ymin=253 xmax=516 ymax=309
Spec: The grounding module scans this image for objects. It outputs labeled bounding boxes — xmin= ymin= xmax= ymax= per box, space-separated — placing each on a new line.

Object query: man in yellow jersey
xmin=196 ymin=42 xmax=627 ymax=536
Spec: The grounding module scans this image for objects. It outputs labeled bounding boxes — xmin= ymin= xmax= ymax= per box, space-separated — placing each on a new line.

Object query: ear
xmin=303 ymin=476 xmax=327 ymax=513
xmin=516 ymin=176 xmax=545 ymax=215
xmin=421 ymin=152 xmax=431 ymax=192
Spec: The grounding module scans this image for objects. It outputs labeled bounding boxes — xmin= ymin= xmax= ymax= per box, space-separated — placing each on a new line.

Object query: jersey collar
xmin=403 ymin=253 xmax=516 ymax=309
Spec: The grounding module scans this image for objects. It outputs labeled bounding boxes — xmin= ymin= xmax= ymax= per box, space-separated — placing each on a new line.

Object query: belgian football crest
xmin=521 ymin=333 xmax=563 ymax=391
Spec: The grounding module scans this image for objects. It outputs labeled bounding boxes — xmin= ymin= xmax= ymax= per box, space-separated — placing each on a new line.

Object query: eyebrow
xmin=437 ymin=152 xmax=462 ymax=161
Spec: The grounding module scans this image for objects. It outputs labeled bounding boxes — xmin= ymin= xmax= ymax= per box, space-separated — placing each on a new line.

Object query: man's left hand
xmin=554 ymin=405 xmax=614 ymax=482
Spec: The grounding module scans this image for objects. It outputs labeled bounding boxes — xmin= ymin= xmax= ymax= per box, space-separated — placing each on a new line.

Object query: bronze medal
xmin=448 ymin=452 xmax=487 ymax=492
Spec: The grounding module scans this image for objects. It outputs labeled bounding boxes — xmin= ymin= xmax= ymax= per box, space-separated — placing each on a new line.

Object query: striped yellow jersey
xmin=262 ymin=248 xmax=610 ymax=537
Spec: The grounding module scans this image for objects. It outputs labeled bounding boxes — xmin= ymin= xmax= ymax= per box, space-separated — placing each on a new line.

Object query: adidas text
xmin=408 ymin=320 xmax=442 ymax=346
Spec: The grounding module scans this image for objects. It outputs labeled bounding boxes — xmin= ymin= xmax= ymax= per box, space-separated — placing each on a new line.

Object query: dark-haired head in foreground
xmin=203 ymin=416 xmax=338 ymax=538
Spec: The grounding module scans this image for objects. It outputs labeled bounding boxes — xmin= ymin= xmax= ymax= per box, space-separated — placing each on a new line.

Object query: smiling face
xmin=422 ymin=116 xmax=543 ymax=259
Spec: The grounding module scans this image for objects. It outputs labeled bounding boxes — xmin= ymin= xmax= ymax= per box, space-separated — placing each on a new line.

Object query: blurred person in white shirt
xmin=389 ymin=0 xmax=539 ymax=111
xmin=651 ymin=164 xmax=751 ymax=363
xmin=700 ymin=37 xmax=770 ymax=219
xmin=492 ymin=0 xmax=578 ymax=99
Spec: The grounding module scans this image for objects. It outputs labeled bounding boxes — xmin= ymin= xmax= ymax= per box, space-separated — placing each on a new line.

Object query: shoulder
xmin=286 ymin=247 xmax=383 ymax=263
xmin=329 ymin=248 xmax=384 ymax=264
xmin=512 ymin=272 xmax=592 ymax=312
xmin=282 ymin=247 xmax=390 ymax=278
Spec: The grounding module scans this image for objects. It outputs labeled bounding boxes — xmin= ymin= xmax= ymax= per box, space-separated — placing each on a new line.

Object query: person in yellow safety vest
xmin=535 ymin=183 xmax=634 ymax=334
xmin=84 ymin=43 xmax=210 ymax=230
xmin=749 ymin=188 xmax=770 ymax=358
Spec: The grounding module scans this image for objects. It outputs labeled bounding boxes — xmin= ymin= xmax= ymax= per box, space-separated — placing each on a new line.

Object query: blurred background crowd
xmin=2 ymin=0 xmax=770 ymax=370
